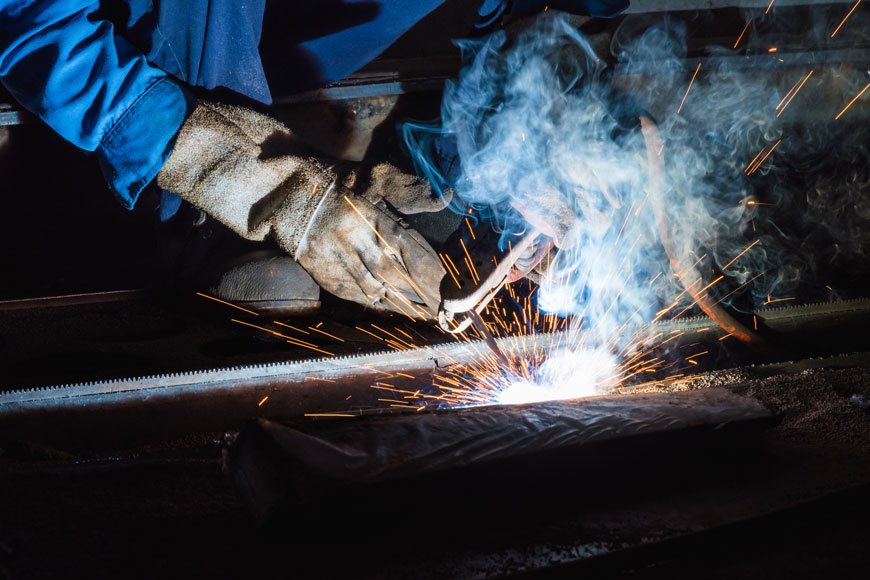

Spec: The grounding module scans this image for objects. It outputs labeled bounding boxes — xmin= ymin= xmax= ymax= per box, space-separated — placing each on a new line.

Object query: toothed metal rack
xmin=2 ymin=292 xmax=870 ymax=450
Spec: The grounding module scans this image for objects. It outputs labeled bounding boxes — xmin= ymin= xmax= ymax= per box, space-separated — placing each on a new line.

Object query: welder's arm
xmin=0 ymin=0 xmax=191 ymax=208
xmin=157 ymin=102 xmax=449 ymax=318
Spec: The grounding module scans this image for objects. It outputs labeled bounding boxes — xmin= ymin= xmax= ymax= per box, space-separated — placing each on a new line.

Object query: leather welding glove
xmin=156 ymin=101 xmax=449 ymax=318
xmin=507 ymin=185 xmax=578 ymax=282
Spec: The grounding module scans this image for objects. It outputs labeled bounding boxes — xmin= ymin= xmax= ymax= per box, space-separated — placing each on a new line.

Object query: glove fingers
xmin=396 ymin=231 xmax=446 ymax=316
xmin=366 ymin=164 xmax=452 ymax=214
xmin=511 ymin=187 xmax=575 ymax=248
xmin=312 ymin=247 xmax=388 ymax=308
xmin=357 ymin=232 xmax=436 ymax=318
xmin=305 ymin=233 xmax=427 ymax=319
xmin=507 ymin=236 xmax=553 ymax=283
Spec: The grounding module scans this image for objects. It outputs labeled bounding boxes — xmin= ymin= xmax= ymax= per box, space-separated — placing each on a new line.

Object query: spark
xmin=831 ymin=0 xmax=863 ymax=38
xmin=721 ymin=239 xmax=760 ymax=271
xmin=733 ymin=19 xmax=752 ymax=49
xmin=764 ymin=0 xmax=775 ymax=13
xmin=744 ymin=146 xmax=767 ymax=174
xmin=775 ymin=74 xmax=806 ymax=111
xmin=343 ymin=195 xmax=399 ymax=255
xmin=258 ymin=396 xmax=269 ymax=407
xmin=765 ymin=295 xmax=796 ymax=304
xmin=439 ymin=253 xmax=462 ymax=289
xmin=776 ymin=70 xmax=813 ymax=118
xmin=195 ymin=292 xmax=259 ymax=316
xmin=459 ymin=238 xmax=481 ymax=284
xmin=308 ymin=326 xmax=346 ymax=342
xmin=834 ymin=82 xmax=869 ymax=120
xmin=371 ymin=324 xmax=418 ymax=349
xmin=465 ymin=217 xmax=477 ymax=240
xmin=231 ymin=318 xmax=335 ymax=356
xmin=677 ymin=63 xmax=701 ymax=115
xmin=274 ymin=321 xmax=310 ymax=335
xmin=746 ymin=139 xmax=782 ymax=174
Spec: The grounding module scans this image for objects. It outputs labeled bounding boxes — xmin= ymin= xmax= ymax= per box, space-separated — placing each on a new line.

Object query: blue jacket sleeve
xmin=0 ymin=0 xmax=192 ymax=208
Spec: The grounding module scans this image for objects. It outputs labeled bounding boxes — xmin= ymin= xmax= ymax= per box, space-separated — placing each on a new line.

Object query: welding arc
xmin=639 ymin=117 xmax=767 ymax=350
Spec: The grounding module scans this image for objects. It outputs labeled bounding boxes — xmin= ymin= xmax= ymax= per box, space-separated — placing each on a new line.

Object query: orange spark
xmin=677 ymin=63 xmax=702 ymax=114
xmin=776 ymin=70 xmax=813 ymax=118
xmin=765 ymin=296 xmax=796 ymax=304
xmin=733 ymin=19 xmax=752 ymax=49
xmin=459 ymin=238 xmax=480 ymax=283
xmin=831 ymin=0 xmax=863 ymax=37
xmin=273 ymin=321 xmax=309 ymax=335
xmin=231 ymin=318 xmax=335 ymax=356
xmin=195 ymin=291 xmax=259 ymax=316
xmin=834 ymin=82 xmax=869 ymax=120
xmin=308 ymin=326 xmax=346 ymax=342
xmin=721 ymin=239 xmax=760 ymax=271
xmin=465 ymin=217 xmax=477 ymax=240
xmin=747 ymin=139 xmax=782 ymax=174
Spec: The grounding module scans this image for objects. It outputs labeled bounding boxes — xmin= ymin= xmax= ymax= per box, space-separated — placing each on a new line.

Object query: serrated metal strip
xmin=3 ymin=298 xmax=869 ymax=406
xmin=0 ymin=332 xmax=563 ymax=406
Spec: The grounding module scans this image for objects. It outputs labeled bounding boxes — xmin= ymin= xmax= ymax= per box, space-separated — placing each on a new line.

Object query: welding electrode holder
xmin=438 ymin=230 xmax=541 ymax=334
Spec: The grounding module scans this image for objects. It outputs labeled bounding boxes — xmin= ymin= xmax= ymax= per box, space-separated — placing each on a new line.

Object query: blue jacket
xmin=0 ymin=0 xmax=626 ymax=210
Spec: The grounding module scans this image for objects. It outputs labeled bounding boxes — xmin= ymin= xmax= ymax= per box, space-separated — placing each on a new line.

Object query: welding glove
xmin=156 ymin=101 xmax=450 ymax=318
xmin=507 ymin=186 xmax=579 ymax=282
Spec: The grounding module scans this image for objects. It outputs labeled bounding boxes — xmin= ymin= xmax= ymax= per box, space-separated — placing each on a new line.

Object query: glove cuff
xmin=273 ymin=176 xmax=336 ymax=259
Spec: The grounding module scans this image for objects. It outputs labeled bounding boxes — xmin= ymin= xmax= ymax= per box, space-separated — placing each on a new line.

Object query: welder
xmin=0 ymin=0 xmax=625 ymax=317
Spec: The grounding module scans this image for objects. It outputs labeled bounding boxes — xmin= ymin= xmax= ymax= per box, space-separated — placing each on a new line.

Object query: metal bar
xmin=1 ymin=44 xmax=866 ymax=126
xmin=272 ymin=77 xmax=449 ymax=105
xmin=0 ymin=331 xmax=563 ymax=410
xmin=625 ymin=0 xmax=857 ymax=11
xmin=3 ymin=297 xmax=870 ymax=408
xmin=0 ymin=289 xmax=146 ymax=311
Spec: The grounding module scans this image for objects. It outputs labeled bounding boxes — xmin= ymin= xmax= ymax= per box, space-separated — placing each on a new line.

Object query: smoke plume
xmin=405 ymin=11 xmax=869 ymax=389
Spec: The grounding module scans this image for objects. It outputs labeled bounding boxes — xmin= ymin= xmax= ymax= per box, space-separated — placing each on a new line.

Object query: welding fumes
xmin=404 ymin=12 xmax=869 ymax=406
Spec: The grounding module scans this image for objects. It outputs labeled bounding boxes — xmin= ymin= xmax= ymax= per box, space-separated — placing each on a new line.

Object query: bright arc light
xmin=496 ymin=348 xmax=618 ymax=405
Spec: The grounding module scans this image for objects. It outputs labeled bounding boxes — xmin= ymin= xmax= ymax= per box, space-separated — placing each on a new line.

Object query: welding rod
xmin=470 ymin=310 xmax=511 ymax=368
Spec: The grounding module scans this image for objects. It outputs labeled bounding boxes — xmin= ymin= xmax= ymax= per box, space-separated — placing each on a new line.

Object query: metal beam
xmin=625 ymin=0 xmax=855 ymax=11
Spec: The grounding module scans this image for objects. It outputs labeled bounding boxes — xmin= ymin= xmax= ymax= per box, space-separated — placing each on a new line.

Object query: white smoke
xmin=404 ymin=12 xmax=869 ymax=401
